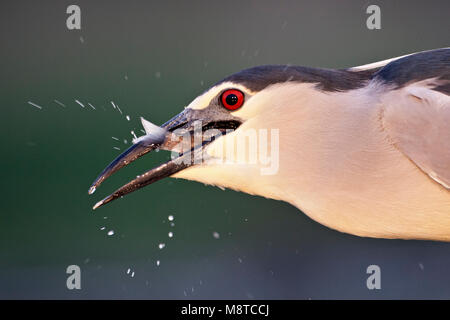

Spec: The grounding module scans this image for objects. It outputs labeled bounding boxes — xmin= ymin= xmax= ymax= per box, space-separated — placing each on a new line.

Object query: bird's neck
xmin=175 ymin=82 xmax=450 ymax=240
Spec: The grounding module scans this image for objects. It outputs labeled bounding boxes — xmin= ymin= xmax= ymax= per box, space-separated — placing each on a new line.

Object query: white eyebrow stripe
xmin=188 ymin=82 xmax=254 ymax=110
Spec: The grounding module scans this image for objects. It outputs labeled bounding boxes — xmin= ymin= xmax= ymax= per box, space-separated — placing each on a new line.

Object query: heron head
xmin=89 ymin=65 xmax=350 ymax=209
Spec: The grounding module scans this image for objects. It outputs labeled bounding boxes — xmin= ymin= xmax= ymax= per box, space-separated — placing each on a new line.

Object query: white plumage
xmin=90 ymin=48 xmax=450 ymax=241
xmin=175 ymin=50 xmax=450 ymax=241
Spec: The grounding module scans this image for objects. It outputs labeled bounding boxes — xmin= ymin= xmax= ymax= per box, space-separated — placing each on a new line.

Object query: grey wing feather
xmin=378 ymin=48 xmax=450 ymax=188
xmin=381 ymin=79 xmax=450 ymax=188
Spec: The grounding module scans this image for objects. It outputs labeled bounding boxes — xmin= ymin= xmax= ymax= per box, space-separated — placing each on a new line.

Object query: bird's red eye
xmin=221 ymin=89 xmax=244 ymax=111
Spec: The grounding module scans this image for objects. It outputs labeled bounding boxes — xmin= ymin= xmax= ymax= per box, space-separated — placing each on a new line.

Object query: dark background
xmin=1 ymin=0 xmax=449 ymax=299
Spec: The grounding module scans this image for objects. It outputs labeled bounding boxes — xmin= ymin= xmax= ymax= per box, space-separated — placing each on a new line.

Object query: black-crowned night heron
xmin=89 ymin=48 xmax=450 ymax=241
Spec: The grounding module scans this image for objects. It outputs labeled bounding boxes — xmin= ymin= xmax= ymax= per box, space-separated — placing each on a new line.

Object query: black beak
xmin=88 ymin=109 xmax=241 ymax=210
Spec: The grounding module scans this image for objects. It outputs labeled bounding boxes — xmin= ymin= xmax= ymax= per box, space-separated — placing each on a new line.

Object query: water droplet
xmin=168 ymin=232 xmax=173 ymax=238
xmin=156 ymin=260 xmax=160 ymax=266
xmin=212 ymin=232 xmax=220 ymax=239
xmin=75 ymin=99 xmax=85 ymax=108
xmin=107 ymin=230 xmax=114 ymax=236
xmin=168 ymin=215 xmax=174 ymax=221
xmin=158 ymin=243 xmax=165 ymax=249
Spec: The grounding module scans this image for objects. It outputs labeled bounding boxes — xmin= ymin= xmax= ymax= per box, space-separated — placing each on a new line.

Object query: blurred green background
xmin=1 ymin=0 xmax=450 ymax=299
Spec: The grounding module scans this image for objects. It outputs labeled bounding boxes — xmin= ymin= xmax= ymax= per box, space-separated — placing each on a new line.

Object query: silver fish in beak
xmin=88 ymin=108 xmax=241 ymax=209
